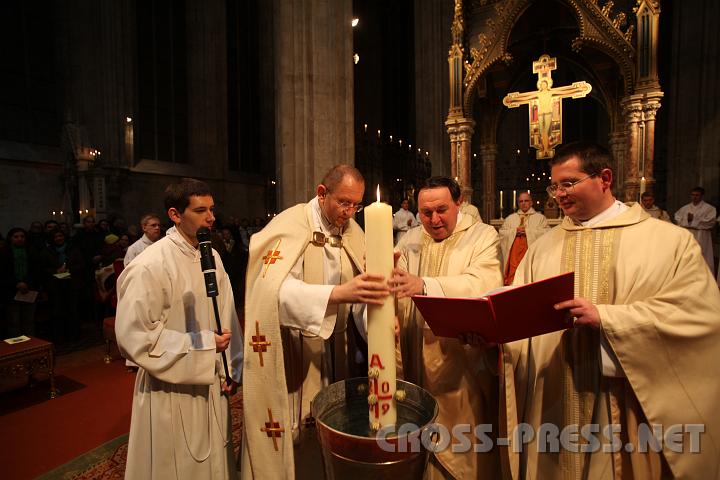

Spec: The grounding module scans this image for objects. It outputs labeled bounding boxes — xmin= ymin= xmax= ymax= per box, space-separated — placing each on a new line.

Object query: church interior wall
xmin=414 ymin=0 xmax=454 ymax=177
xmin=660 ymin=0 xmax=720 ymax=214
xmin=0 ymin=160 xmax=65 ymax=234
xmin=0 ymin=0 xmax=273 ymax=233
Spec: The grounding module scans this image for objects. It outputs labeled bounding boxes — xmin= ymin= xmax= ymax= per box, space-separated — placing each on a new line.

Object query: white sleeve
xmin=115 ymin=263 xmax=217 ymax=386
xmin=278 ymin=253 xmax=338 ymax=340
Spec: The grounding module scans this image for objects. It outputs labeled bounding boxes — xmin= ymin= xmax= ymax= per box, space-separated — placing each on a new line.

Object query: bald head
xmin=320 ymin=165 xmax=365 ymax=193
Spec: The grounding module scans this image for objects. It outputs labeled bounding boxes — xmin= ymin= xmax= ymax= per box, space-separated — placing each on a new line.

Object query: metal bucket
xmin=311 ymin=377 xmax=438 ymax=479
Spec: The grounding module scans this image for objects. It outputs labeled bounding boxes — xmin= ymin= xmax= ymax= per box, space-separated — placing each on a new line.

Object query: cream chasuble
xmin=242 ymin=202 xmax=365 ymax=480
xmin=396 ymin=214 xmax=503 ymax=479
xmin=500 ymin=204 xmax=720 ymax=480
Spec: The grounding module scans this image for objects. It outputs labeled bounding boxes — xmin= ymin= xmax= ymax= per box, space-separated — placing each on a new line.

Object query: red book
xmin=411 ymin=271 xmax=574 ymax=343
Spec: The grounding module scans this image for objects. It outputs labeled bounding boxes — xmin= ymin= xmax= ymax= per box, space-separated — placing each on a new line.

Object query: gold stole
xmin=559 ymin=228 xmax=615 ymax=479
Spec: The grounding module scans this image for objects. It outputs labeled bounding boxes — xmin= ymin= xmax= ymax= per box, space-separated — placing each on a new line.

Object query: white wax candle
xmin=364 ymin=186 xmax=397 ymax=428
xmin=500 ymin=190 xmax=504 ymax=210
xmin=512 ymin=190 xmax=517 ymax=210
xmin=639 ymin=176 xmax=646 ymax=196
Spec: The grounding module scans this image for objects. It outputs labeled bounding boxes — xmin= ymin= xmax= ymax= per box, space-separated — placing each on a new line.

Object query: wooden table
xmin=0 ymin=337 xmax=58 ymax=398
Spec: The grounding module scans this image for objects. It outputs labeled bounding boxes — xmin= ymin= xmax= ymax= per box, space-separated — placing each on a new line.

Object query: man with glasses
xmin=242 ymin=164 xmax=390 ymax=479
xmin=499 ymin=141 xmax=720 ymax=479
xmin=123 ymin=213 xmax=163 ymax=267
xmin=390 ymin=176 xmax=503 ymax=479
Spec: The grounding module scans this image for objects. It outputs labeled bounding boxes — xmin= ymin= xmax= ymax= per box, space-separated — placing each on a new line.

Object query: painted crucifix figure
xmin=503 ymin=54 xmax=592 ymax=159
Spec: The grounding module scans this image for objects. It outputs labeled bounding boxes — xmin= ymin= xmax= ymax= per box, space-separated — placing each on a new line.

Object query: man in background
xmin=123 ymin=213 xmax=162 ymax=267
xmin=640 ymin=191 xmax=671 ymax=222
xmin=498 ymin=191 xmax=549 ymax=285
xmin=392 ymin=198 xmax=418 ymax=244
xmin=675 ymin=186 xmax=716 ymax=273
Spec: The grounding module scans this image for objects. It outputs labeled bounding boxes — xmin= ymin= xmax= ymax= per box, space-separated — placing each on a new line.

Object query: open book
xmin=411 ymin=271 xmax=574 ymax=343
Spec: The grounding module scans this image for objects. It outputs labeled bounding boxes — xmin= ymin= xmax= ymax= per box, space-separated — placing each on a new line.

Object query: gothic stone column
xmin=479 ymin=143 xmax=497 ymax=221
xmin=275 ymin=0 xmax=354 ymax=208
xmin=446 ymin=117 xmax=475 ymax=191
xmin=642 ymin=95 xmax=663 ymax=194
xmin=608 ymin=130 xmax=627 ymax=194
xmin=621 ymin=96 xmax=643 ymax=202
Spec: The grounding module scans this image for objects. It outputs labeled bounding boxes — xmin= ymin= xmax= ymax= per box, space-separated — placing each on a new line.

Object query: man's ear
xmin=600 ymin=168 xmax=613 ymax=190
xmin=167 ymin=207 xmax=181 ymax=224
xmin=317 ymin=184 xmax=327 ymax=199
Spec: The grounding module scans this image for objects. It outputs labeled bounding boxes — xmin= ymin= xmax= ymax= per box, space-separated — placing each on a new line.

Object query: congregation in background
xmin=0 ymin=211 xmax=269 ymax=347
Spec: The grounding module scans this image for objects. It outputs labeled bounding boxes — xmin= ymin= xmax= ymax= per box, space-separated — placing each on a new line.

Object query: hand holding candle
xmin=364 ymin=186 xmax=397 ymax=428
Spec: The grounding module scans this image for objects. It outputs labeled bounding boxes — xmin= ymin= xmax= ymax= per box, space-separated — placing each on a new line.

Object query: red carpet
xmin=0 ymin=352 xmax=135 ymax=480
xmin=40 ymin=394 xmax=243 ymax=479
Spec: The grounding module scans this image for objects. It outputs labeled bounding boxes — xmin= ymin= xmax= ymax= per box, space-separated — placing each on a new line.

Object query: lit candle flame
xmin=376 ymin=185 xmax=380 ymax=202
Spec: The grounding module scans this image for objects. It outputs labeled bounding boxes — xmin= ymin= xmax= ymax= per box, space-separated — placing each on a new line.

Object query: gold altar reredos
xmin=445 ymin=0 xmax=663 ymax=220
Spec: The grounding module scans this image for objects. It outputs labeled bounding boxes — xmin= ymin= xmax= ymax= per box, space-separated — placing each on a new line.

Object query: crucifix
xmin=503 ymin=54 xmax=592 ymax=159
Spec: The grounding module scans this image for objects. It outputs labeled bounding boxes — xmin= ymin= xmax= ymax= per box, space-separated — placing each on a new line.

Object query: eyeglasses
xmin=326 ymin=192 xmax=364 ymax=213
xmin=546 ymin=174 xmax=597 ymax=198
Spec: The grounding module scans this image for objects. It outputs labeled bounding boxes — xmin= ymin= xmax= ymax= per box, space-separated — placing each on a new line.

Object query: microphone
xmin=196 ymin=227 xmax=218 ymax=297
xmin=196 ymin=227 xmax=231 ymax=386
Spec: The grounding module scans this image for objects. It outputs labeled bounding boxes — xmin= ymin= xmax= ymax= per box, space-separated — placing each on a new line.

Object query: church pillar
xmin=621 ymin=92 xmax=663 ymax=201
xmin=608 ymin=130 xmax=627 ymax=194
xmin=446 ymin=119 xmax=475 ymax=190
xmin=445 ymin=0 xmax=475 ymax=191
xmin=274 ymin=0 xmax=354 ymax=208
xmin=479 ymin=143 xmax=497 ymax=221
xmin=621 ymin=97 xmax=643 ymax=201
xmin=641 ymin=97 xmax=662 ymax=194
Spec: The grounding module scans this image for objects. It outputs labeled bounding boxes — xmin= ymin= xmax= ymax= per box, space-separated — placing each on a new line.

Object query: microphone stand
xmin=211 ymin=295 xmax=232 ymax=387
xmin=197 ymin=228 xmax=232 ymax=387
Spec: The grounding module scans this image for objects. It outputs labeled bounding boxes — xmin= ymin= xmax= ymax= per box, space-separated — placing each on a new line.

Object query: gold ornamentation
xmin=250 ymin=321 xmax=271 ymax=367
xmin=262 ymin=239 xmax=283 ymax=278
xmin=311 ymin=231 xmax=342 ymax=248
xmin=260 ymin=408 xmax=285 ymax=452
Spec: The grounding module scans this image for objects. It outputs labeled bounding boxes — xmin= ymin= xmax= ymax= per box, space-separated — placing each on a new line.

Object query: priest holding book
xmin=390 ymin=176 xmax=503 ymax=479
xmin=501 ymin=142 xmax=720 ymax=479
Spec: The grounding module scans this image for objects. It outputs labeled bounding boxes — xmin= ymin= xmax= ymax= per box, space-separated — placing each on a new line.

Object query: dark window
xmin=136 ymin=0 xmax=188 ymax=163
xmin=0 ymin=0 xmax=62 ymax=146
xmin=226 ymin=0 xmax=262 ymax=173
